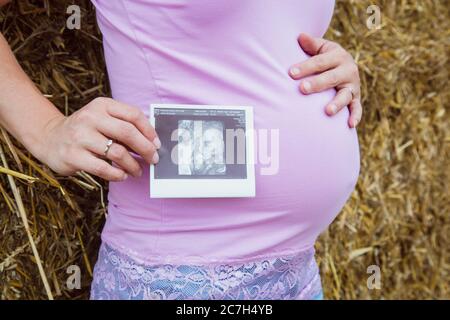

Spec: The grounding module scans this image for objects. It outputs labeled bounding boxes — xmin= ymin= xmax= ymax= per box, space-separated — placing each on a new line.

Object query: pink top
xmin=90 ymin=0 xmax=360 ymax=264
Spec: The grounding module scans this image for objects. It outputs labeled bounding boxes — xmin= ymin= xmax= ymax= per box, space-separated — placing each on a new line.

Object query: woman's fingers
xmin=42 ymin=97 xmax=162 ymax=181
xmin=289 ymin=50 xmax=341 ymax=80
xmin=326 ymin=87 xmax=353 ymax=116
xmin=80 ymin=130 xmax=144 ymax=177
xmin=298 ymin=67 xmax=348 ymax=94
xmin=97 ymin=116 xmax=159 ymax=165
xmin=104 ymin=142 xmax=144 ymax=177
xmin=288 ymin=33 xmax=363 ymax=125
xmin=297 ymin=33 xmax=332 ymax=56
xmin=77 ymin=150 xmax=128 ymax=182
xmin=104 ymin=99 xmax=161 ymax=148
xmin=326 ymin=86 xmax=363 ymax=128
xmin=348 ymin=98 xmax=363 ymax=128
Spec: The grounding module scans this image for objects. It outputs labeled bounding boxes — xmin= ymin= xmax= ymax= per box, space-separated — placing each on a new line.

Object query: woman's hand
xmin=289 ymin=33 xmax=362 ymax=128
xmin=41 ymin=97 xmax=160 ymax=181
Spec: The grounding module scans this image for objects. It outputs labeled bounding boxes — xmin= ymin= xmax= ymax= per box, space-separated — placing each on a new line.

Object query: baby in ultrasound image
xmin=177 ymin=120 xmax=226 ymax=176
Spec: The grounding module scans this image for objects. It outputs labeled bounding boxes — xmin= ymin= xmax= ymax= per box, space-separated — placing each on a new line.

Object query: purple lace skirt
xmin=90 ymin=241 xmax=323 ymax=300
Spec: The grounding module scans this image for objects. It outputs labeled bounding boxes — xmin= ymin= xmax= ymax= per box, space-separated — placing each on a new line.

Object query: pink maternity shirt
xmin=90 ymin=0 xmax=360 ymax=265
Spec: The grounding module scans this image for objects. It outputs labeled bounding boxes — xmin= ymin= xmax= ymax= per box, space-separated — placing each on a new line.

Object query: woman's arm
xmin=0 ymin=32 xmax=160 ymax=181
xmin=0 ymin=32 xmax=64 ymax=162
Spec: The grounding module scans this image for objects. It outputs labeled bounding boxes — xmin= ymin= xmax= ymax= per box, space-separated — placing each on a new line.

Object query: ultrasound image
xmin=154 ymin=107 xmax=247 ymax=180
xmin=177 ymin=120 xmax=226 ymax=176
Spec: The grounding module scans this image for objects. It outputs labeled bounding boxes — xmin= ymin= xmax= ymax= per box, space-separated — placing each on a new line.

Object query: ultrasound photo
xmin=177 ymin=120 xmax=226 ymax=176
xmin=153 ymin=106 xmax=248 ymax=180
xmin=150 ymin=104 xmax=255 ymax=198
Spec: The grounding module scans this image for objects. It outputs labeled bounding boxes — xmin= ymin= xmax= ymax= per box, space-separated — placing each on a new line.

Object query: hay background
xmin=0 ymin=0 xmax=448 ymax=299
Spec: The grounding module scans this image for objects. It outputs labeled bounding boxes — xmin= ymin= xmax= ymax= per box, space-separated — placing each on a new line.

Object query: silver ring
xmin=103 ymin=139 xmax=114 ymax=157
xmin=347 ymin=87 xmax=356 ymax=100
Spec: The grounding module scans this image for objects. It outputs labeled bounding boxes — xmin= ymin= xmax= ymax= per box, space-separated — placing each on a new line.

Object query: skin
xmin=0 ymin=31 xmax=160 ymax=181
xmin=289 ymin=33 xmax=363 ymax=128
xmin=0 ymin=2 xmax=362 ymax=182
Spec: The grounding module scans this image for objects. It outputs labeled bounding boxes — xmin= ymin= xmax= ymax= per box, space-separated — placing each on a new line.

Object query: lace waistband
xmin=91 ymin=241 xmax=322 ymax=300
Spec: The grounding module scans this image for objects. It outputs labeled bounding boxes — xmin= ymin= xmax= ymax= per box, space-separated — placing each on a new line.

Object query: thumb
xmin=297 ymin=33 xmax=327 ymax=56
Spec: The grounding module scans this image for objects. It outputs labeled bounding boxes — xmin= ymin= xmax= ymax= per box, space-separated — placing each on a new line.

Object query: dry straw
xmin=0 ymin=0 xmax=448 ymax=299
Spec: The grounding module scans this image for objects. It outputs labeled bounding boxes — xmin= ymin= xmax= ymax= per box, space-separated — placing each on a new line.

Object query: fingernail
xmin=290 ymin=67 xmax=301 ymax=76
xmin=302 ymin=81 xmax=311 ymax=93
xmin=152 ymin=152 xmax=159 ymax=164
xmin=153 ymin=137 xmax=161 ymax=149
xmin=138 ymin=167 xmax=143 ymax=177
xmin=328 ymin=104 xmax=337 ymax=115
xmin=122 ymin=173 xmax=128 ymax=181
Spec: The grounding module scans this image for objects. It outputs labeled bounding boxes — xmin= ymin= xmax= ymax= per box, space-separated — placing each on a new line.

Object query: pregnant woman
xmin=0 ymin=0 xmax=361 ymax=300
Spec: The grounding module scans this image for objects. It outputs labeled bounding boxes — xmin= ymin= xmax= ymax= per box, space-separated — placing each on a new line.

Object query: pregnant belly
xmin=253 ymin=87 xmax=360 ymax=231
xmin=105 ymin=84 xmax=360 ymax=262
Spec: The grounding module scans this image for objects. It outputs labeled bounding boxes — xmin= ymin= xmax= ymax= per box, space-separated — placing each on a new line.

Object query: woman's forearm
xmin=0 ymin=32 xmax=64 ymax=162
xmin=0 ymin=30 xmax=159 ymax=181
